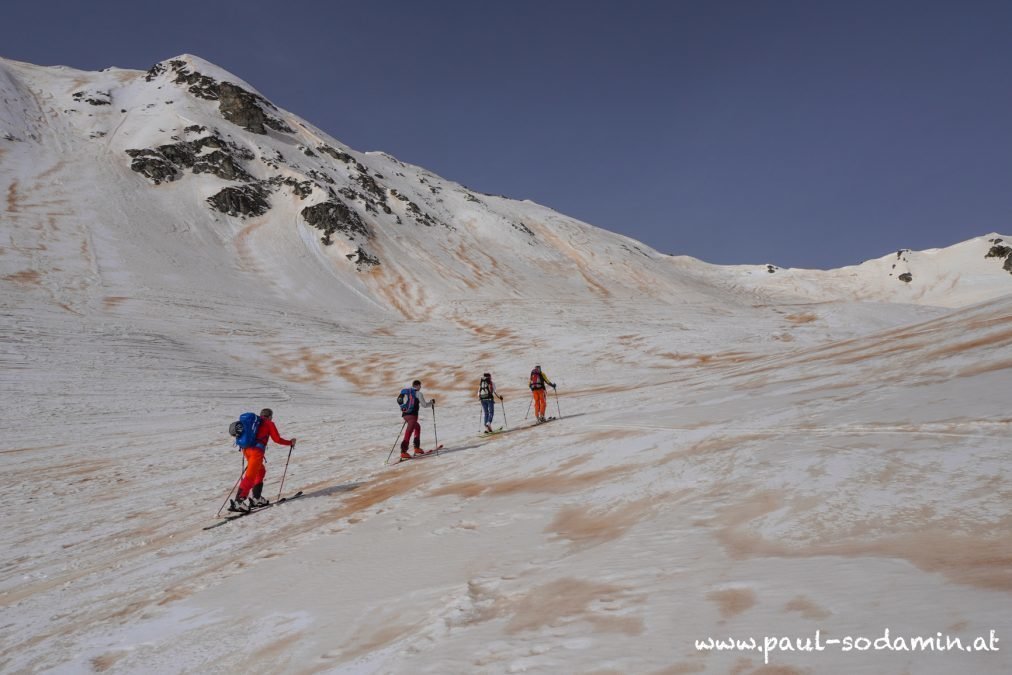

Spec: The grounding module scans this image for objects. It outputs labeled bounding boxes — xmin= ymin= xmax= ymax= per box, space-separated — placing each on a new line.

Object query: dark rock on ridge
xmin=167 ymin=60 xmax=220 ymax=100
xmin=263 ymin=175 xmax=316 ymax=200
xmin=148 ymin=60 xmax=294 ymax=135
xmin=302 ymin=200 xmax=370 ymax=243
xmin=317 ymin=145 xmax=353 ymax=163
xmin=985 ymin=243 xmax=1012 ymax=275
xmin=217 ymin=82 xmax=272 ymax=134
xmin=72 ymin=90 xmax=111 ymax=106
xmin=207 ymin=184 xmax=270 ymax=217
xmin=126 ymin=133 xmax=254 ymax=183
xmin=346 ymin=246 xmax=381 ymax=269
xmin=125 ymin=150 xmax=179 ymax=184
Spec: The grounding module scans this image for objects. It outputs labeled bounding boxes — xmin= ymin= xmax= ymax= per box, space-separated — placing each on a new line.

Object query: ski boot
xmin=250 ymin=484 xmax=269 ymax=508
xmin=228 ymin=497 xmax=251 ymax=513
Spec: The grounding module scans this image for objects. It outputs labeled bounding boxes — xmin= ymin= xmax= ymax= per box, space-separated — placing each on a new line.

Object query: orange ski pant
xmin=237 ymin=448 xmax=266 ymax=499
xmin=532 ymin=389 xmax=547 ymax=418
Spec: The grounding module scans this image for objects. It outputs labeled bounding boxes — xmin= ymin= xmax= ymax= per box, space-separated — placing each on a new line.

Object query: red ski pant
xmin=401 ymin=415 xmax=421 ymax=451
xmin=237 ymin=448 xmax=266 ymax=499
xmin=533 ymin=389 xmax=547 ymax=417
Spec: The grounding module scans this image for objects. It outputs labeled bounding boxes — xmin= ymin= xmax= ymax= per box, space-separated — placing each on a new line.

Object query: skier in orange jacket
xmin=529 ymin=365 xmax=556 ymax=423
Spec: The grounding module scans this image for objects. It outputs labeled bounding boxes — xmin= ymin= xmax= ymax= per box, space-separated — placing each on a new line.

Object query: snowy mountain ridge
xmin=1 ymin=55 xmax=1011 ymax=674
xmin=2 ymin=53 xmax=1010 ymax=322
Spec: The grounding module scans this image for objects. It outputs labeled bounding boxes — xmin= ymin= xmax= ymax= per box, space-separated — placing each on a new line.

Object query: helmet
xmin=483 ymin=372 xmax=490 ymax=378
xmin=534 ymin=365 xmax=541 ymax=371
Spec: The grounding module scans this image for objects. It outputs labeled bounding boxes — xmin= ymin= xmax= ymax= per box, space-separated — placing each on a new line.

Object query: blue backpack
xmin=229 ymin=412 xmax=262 ymax=449
xmin=396 ymin=388 xmax=417 ymax=414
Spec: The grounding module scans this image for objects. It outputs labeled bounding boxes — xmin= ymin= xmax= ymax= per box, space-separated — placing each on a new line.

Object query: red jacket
xmin=248 ymin=418 xmax=293 ymax=451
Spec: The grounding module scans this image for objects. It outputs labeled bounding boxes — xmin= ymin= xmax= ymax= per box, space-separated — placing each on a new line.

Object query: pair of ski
xmin=396 ymin=445 xmax=444 ymax=463
xmin=203 ymin=490 xmax=304 ymax=530
xmin=533 ymin=416 xmax=558 ymax=425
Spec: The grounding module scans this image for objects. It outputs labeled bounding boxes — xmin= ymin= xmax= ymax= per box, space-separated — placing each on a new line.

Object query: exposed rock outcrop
xmin=124 ymin=150 xmax=179 ymax=184
xmin=207 ymin=184 xmax=270 ymax=217
xmin=301 ymin=200 xmax=370 ymax=244
xmin=126 ymin=133 xmax=254 ymax=183
xmin=346 ymin=246 xmax=381 ymax=269
xmin=218 ymin=82 xmax=271 ymax=135
xmin=985 ymin=239 xmax=1012 ymax=274
xmin=317 ymin=145 xmax=353 ymax=163
xmin=72 ymin=90 xmax=111 ymax=106
xmin=147 ymin=60 xmax=294 ymax=135
xmin=263 ymin=175 xmax=316 ymax=200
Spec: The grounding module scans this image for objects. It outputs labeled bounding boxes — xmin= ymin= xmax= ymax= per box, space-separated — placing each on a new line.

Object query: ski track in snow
xmin=1 ymin=55 xmax=1011 ymax=674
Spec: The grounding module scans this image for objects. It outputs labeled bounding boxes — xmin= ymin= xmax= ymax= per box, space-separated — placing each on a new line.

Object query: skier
xmin=400 ymin=379 xmax=436 ymax=460
xmin=230 ymin=408 xmax=295 ymax=513
xmin=529 ymin=365 xmax=556 ymax=423
xmin=478 ymin=372 xmax=503 ymax=433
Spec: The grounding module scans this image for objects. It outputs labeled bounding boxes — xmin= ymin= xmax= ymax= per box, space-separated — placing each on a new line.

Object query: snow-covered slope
xmin=1 ymin=55 xmax=1010 ymax=674
xmin=725 ymin=234 xmax=1012 ymax=308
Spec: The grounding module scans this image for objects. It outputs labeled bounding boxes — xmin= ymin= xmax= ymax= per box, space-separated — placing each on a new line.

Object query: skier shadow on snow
xmin=299 ymin=481 xmax=364 ymax=500
xmin=431 ymin=443 xmax=483 ymax=457
xmin=485 ymin=412 xmax=588 ymax=437
xmin=463 ymin=412 xmax=590 ymax=445
xmin=404 ymin=415 xmax=589 ymax=463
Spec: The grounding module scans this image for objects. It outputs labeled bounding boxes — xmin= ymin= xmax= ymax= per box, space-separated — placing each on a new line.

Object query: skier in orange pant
xmin=528 ymin=365 xmax=556 ymax=423
xmin=230 ymin=408 xmax=294 ymax=512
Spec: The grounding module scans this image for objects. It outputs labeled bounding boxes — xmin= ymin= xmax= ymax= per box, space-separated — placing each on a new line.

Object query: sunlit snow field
xmin=1 ymin=55 xmax=1010 ymax=674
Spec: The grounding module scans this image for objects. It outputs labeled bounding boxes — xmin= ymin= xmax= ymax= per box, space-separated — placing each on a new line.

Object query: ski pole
xmin=554 ymin=386 xmax=562 ymax=419
xmin=501 ymin=396 xmax=508 ymax=429
xmin=386 ymin=420 xmax=407 ymax=464
xmin=524 ymin=396 xmax=532 ymax=420
xmin=276 ymin=439 xmax=295 ymax=502
xmin=432 ymin=400 xmax=439 ymax=455
xmin=216 ymin=453 xmax=245 ymax=517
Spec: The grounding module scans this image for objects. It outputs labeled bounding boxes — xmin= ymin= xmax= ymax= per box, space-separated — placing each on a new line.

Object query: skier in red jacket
xmin=230 ymin=408 xmax=294 ymax=512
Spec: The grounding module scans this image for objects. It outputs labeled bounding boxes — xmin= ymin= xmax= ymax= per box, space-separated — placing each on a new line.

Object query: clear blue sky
xmin=4 ymin=0 xmax=1011 ymax=268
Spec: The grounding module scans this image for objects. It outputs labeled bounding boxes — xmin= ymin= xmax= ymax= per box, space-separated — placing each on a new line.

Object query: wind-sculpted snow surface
xmin=1 ymin=55 xmax=1011 ymax=673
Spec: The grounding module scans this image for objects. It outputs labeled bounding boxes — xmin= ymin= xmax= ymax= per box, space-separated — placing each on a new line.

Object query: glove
xmin=551 ymin=383 xmax=557 ymax=389
xmin=291 ymin=438 xmax=297 ymax=445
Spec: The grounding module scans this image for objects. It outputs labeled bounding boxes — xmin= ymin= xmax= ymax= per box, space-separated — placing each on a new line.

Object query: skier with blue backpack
xmin=397 ymin=380 xmax=435 ymax=460
xmin=227 ymin=408 xmax=295 ymax=513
